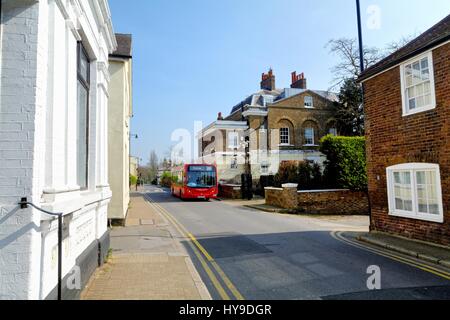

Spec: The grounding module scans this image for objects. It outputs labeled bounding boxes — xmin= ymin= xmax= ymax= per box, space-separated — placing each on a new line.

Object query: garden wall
xmin=219 ymin=184 xmax=242 ymax=199
xmin=265 ymin=184 xmax=369 ymax=215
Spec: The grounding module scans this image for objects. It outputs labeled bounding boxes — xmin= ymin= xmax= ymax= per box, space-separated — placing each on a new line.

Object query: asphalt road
xmin=144 ymin=185 xmax=450 ymax=300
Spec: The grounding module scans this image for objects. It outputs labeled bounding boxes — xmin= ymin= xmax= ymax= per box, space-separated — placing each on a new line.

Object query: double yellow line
xmin=331 ymin=231 xmax=450 ymax=281
xmin=144 ymin=194 xmax=244 ymax=300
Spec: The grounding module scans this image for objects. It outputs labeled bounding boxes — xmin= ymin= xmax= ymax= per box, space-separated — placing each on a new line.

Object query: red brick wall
xmin=364 ymin=43 xmax=450 ymax=245
xmin=265 ymin=188 xmax=369 ymax=215
xmin=219 ymin=184 xmax=242 ymax=199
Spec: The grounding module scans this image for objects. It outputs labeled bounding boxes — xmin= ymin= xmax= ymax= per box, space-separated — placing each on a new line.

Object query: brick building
xmin=198 ymin=70 xmax=338 ymax=184
xmin=359 ymin=14 xmax=450 ymax=245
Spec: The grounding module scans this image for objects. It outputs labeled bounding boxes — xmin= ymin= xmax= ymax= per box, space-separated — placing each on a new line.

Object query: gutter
xmin=358 ymin=36 xmax=450 ymax=83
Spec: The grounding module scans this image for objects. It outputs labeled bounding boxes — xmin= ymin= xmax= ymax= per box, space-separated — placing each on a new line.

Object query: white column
xmin=44 ymin=1 xmax=68 ymax=193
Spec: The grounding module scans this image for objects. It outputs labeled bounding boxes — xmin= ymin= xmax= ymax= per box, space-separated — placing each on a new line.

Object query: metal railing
xmin=18 ymin=197 xmax=63 ymax=301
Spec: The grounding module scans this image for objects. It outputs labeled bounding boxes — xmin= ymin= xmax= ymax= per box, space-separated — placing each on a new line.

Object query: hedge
xmin=320 ymin=135 xmax=367 ymax=191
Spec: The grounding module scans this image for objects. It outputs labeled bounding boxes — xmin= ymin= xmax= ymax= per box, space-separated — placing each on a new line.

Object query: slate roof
xmin=359 ymin=14 xmax=450 ymax=82
xmin=111 ymin=33 xmax=132 ymax=58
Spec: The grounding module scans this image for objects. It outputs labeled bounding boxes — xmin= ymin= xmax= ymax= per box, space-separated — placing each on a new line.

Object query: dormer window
xmin=400 ymin=51 xmax=436 ymax=116
xmin=304 ymin=96 xmax=314 ymax=108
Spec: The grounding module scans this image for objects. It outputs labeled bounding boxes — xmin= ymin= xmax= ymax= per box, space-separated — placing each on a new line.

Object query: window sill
xmin=389 ymin=210 xmax=444 ymax=224
xmin=403 ymin=104 xmax=436 ymax=117
xmin=303 ymin=144 xmax=318 ymax=147
xmin=278 ymin=144 xmax=294 ymax=147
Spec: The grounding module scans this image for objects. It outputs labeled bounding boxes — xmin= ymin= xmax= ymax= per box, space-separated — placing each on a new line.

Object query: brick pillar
xmin=281 ymin=184 xmax=298 ymax=210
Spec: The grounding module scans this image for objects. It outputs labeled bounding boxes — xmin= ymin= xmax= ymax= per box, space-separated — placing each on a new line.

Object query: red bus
xmin=171 ymin=164 xmax=218 ymax=200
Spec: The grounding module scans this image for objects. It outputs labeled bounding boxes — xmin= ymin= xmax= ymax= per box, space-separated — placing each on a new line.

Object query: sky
xmin=108 ymin=0 xmax=450 ymax=164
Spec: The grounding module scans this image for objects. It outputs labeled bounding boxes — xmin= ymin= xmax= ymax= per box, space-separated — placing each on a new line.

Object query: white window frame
xmin=386 ymin=163 xmax=444 ymax=223
xmin=304 ymin=96 xmax=314 ymax=109
xmin=260 ymin=163 xmax=270 ymax=175
xmin=279 ymin=128 xmax=290 ymax=146
xmin=399 ymin=51 xmax=436 ymax=116
xmin=304 ymin=128 xmax=315 ymax=146
xmin=228 ymin=132 xmax=239 ymax=149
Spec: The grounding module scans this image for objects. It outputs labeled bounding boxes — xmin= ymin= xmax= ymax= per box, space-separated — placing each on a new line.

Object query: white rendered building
xmin=0 ymin=0 xmax=117 ymax=299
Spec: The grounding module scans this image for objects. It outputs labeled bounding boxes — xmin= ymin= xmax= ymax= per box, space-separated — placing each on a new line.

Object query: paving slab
xmin=81 ymin=192 xmax=211 ymax=300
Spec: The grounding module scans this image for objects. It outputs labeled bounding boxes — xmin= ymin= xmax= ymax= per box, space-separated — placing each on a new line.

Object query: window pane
xmin=304 ymin=96 xmax=313 ymax=108
xmin=79 ymin=49 xmax=89 ymax=82
xmin=280 ymin=128 xmax=289 ymax=144
xmin=393 ymin=171 xmax=413 ymax=212
xmin=305 ymin=128 xmax=314 ymax=145
xmin=421 ymin=68 xmax=429 ymax=80
xmin=77 ymin=83 xmax=88 ymax=188
xmin=416 ymin=170 xmax=440 ymax=215
xmin=420 ymin=58 xmax=428 ymax=69
xmin=409 ymin=98 xmax=416 ymax=110
xmin=416 ymin=96 xmax=424 ymax=108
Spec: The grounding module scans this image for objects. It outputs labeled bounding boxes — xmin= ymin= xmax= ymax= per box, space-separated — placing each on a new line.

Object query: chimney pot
xmin=290 ymin=71 xmax=307 ymax=89
xmin=261 ymin=69 xmax=276 ymax=91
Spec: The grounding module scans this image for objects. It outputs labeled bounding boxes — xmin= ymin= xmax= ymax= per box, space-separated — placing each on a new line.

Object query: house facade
xmin=360 ymin=15 xmax=450 ymax=245
xmin=0 ymin=0 xmax=116 ymax=299
xmin=108 ymin=34 xmax=133 ymax=223
xmin=198 ymin=70 xmax=338 ymax=185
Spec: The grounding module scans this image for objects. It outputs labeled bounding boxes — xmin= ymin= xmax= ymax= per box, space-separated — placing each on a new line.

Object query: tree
xmin=327 ymin=38 xmax=383 ymax=136
xmin=334 ymin=78 xmax=365 ymax=136
xmin=148 ymin=150 xmax=159 ymax=182
xmin=326 ymin=38 xmax=383 ymax=88
xmin=385 ymin=33 xmax=420 ymax=55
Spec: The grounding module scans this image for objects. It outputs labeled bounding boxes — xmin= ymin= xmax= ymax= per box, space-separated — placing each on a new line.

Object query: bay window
xmin=387 ymin=163 xmax=443 ymax=223
xmin=77 ymin=43 xmax=90 ymax=189
xmin=400 ymin=51 xmax=436 ymax=116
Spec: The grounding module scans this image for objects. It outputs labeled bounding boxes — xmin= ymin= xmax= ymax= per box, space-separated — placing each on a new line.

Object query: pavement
xmin=354 ymin=231 xmax=450 ymax=268
xmin=143 ymin=185 xmax=450 ymax=300
xmin=80 ymin=192 xmax=211 ymax=300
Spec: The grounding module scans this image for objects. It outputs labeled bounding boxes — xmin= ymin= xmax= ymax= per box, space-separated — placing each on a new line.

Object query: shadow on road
xmin=178 ymin=230 xmax=450 ymax=300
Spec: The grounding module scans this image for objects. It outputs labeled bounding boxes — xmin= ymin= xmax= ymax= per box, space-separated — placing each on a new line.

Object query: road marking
xmin=331 ymin=231 xmax=450 ymax=281
xmin=144 ymin=194 xmax=244 ymax=300
xmin=144 ymin=194 xmax=230 ymax=300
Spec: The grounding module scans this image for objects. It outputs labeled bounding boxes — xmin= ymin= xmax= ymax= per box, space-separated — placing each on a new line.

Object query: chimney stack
xmin=260 ymin=68 xmax=276 ymax=91
xmin=290 ymin=71 xmax=307 ymax=89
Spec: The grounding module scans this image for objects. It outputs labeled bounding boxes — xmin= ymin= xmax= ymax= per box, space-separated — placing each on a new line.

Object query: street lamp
xmin=356 ymin=0 xmax=365 ymax=73
xmin=356 ymin=0 xmax=373 ymax=224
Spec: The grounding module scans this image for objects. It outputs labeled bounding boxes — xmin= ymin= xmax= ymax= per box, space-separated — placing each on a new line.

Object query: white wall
xmin=0 ymin=0 xmax=116 ymax=300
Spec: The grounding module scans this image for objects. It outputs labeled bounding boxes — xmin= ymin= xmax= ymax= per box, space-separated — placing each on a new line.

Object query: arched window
xmin=302 ymin=119 xmax=319 ymax=146
xmin=304 ymin=127 xmax=315 ymax=145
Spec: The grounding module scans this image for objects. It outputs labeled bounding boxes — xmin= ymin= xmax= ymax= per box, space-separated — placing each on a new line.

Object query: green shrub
xmin=160 ymin=172 xmax=173 ymax=188
xmin=320 ymin=135 xmax=367 ymax=191
xmin=274 ymin=161 xmax=324 ymax=190
xmin=129 ymin=174 xmax=137 ymax=186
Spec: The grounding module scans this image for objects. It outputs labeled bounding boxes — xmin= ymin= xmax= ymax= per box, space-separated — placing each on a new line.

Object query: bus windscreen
xmin=187 ymin=166 xmax=217 ymax=188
